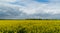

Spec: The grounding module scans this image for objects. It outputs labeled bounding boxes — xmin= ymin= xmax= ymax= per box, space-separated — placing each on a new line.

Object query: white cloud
xmin=0 ymin=0 xmax=16 ymax=2
xmin=0 ymin=0 xmax=60 ymax=19
xmin=0 ymin=0 xmax=60 ymax=15
xmin=18 ymin=0 xmax=60 ymax=15
xmin=19 ymin=3 xmax=47 ymax=14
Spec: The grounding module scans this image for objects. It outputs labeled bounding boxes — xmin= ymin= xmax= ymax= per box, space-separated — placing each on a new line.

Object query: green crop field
xmin=0 ymin=20 xmax=60 ymax=33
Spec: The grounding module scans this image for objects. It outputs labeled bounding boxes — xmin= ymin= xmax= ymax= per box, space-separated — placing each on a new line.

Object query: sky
xmin=0 ymin=0 xmax=60 ymax=19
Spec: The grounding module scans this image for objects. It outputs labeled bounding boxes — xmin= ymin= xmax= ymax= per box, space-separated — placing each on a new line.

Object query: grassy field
xmin=0 ymin=20 xmax=60 ymax=33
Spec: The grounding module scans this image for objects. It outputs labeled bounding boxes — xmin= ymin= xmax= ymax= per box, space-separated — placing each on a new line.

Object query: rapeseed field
xmin=0 ymin=20 xmax=60 ymax=33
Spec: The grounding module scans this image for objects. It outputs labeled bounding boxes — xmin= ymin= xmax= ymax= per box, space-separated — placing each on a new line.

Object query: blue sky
xmin=35 ymin=0 xmax=49 ymax=3
xmin=0 ymin=0 xmax=60 ymax=19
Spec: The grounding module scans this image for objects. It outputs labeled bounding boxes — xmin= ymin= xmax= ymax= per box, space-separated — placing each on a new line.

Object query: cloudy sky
xmin=0 ymin=0 xmax=60 ymax=19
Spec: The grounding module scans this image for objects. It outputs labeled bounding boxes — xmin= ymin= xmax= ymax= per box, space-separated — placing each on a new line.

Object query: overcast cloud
xmin=0 ymin=0 xmax=60 ymax=19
